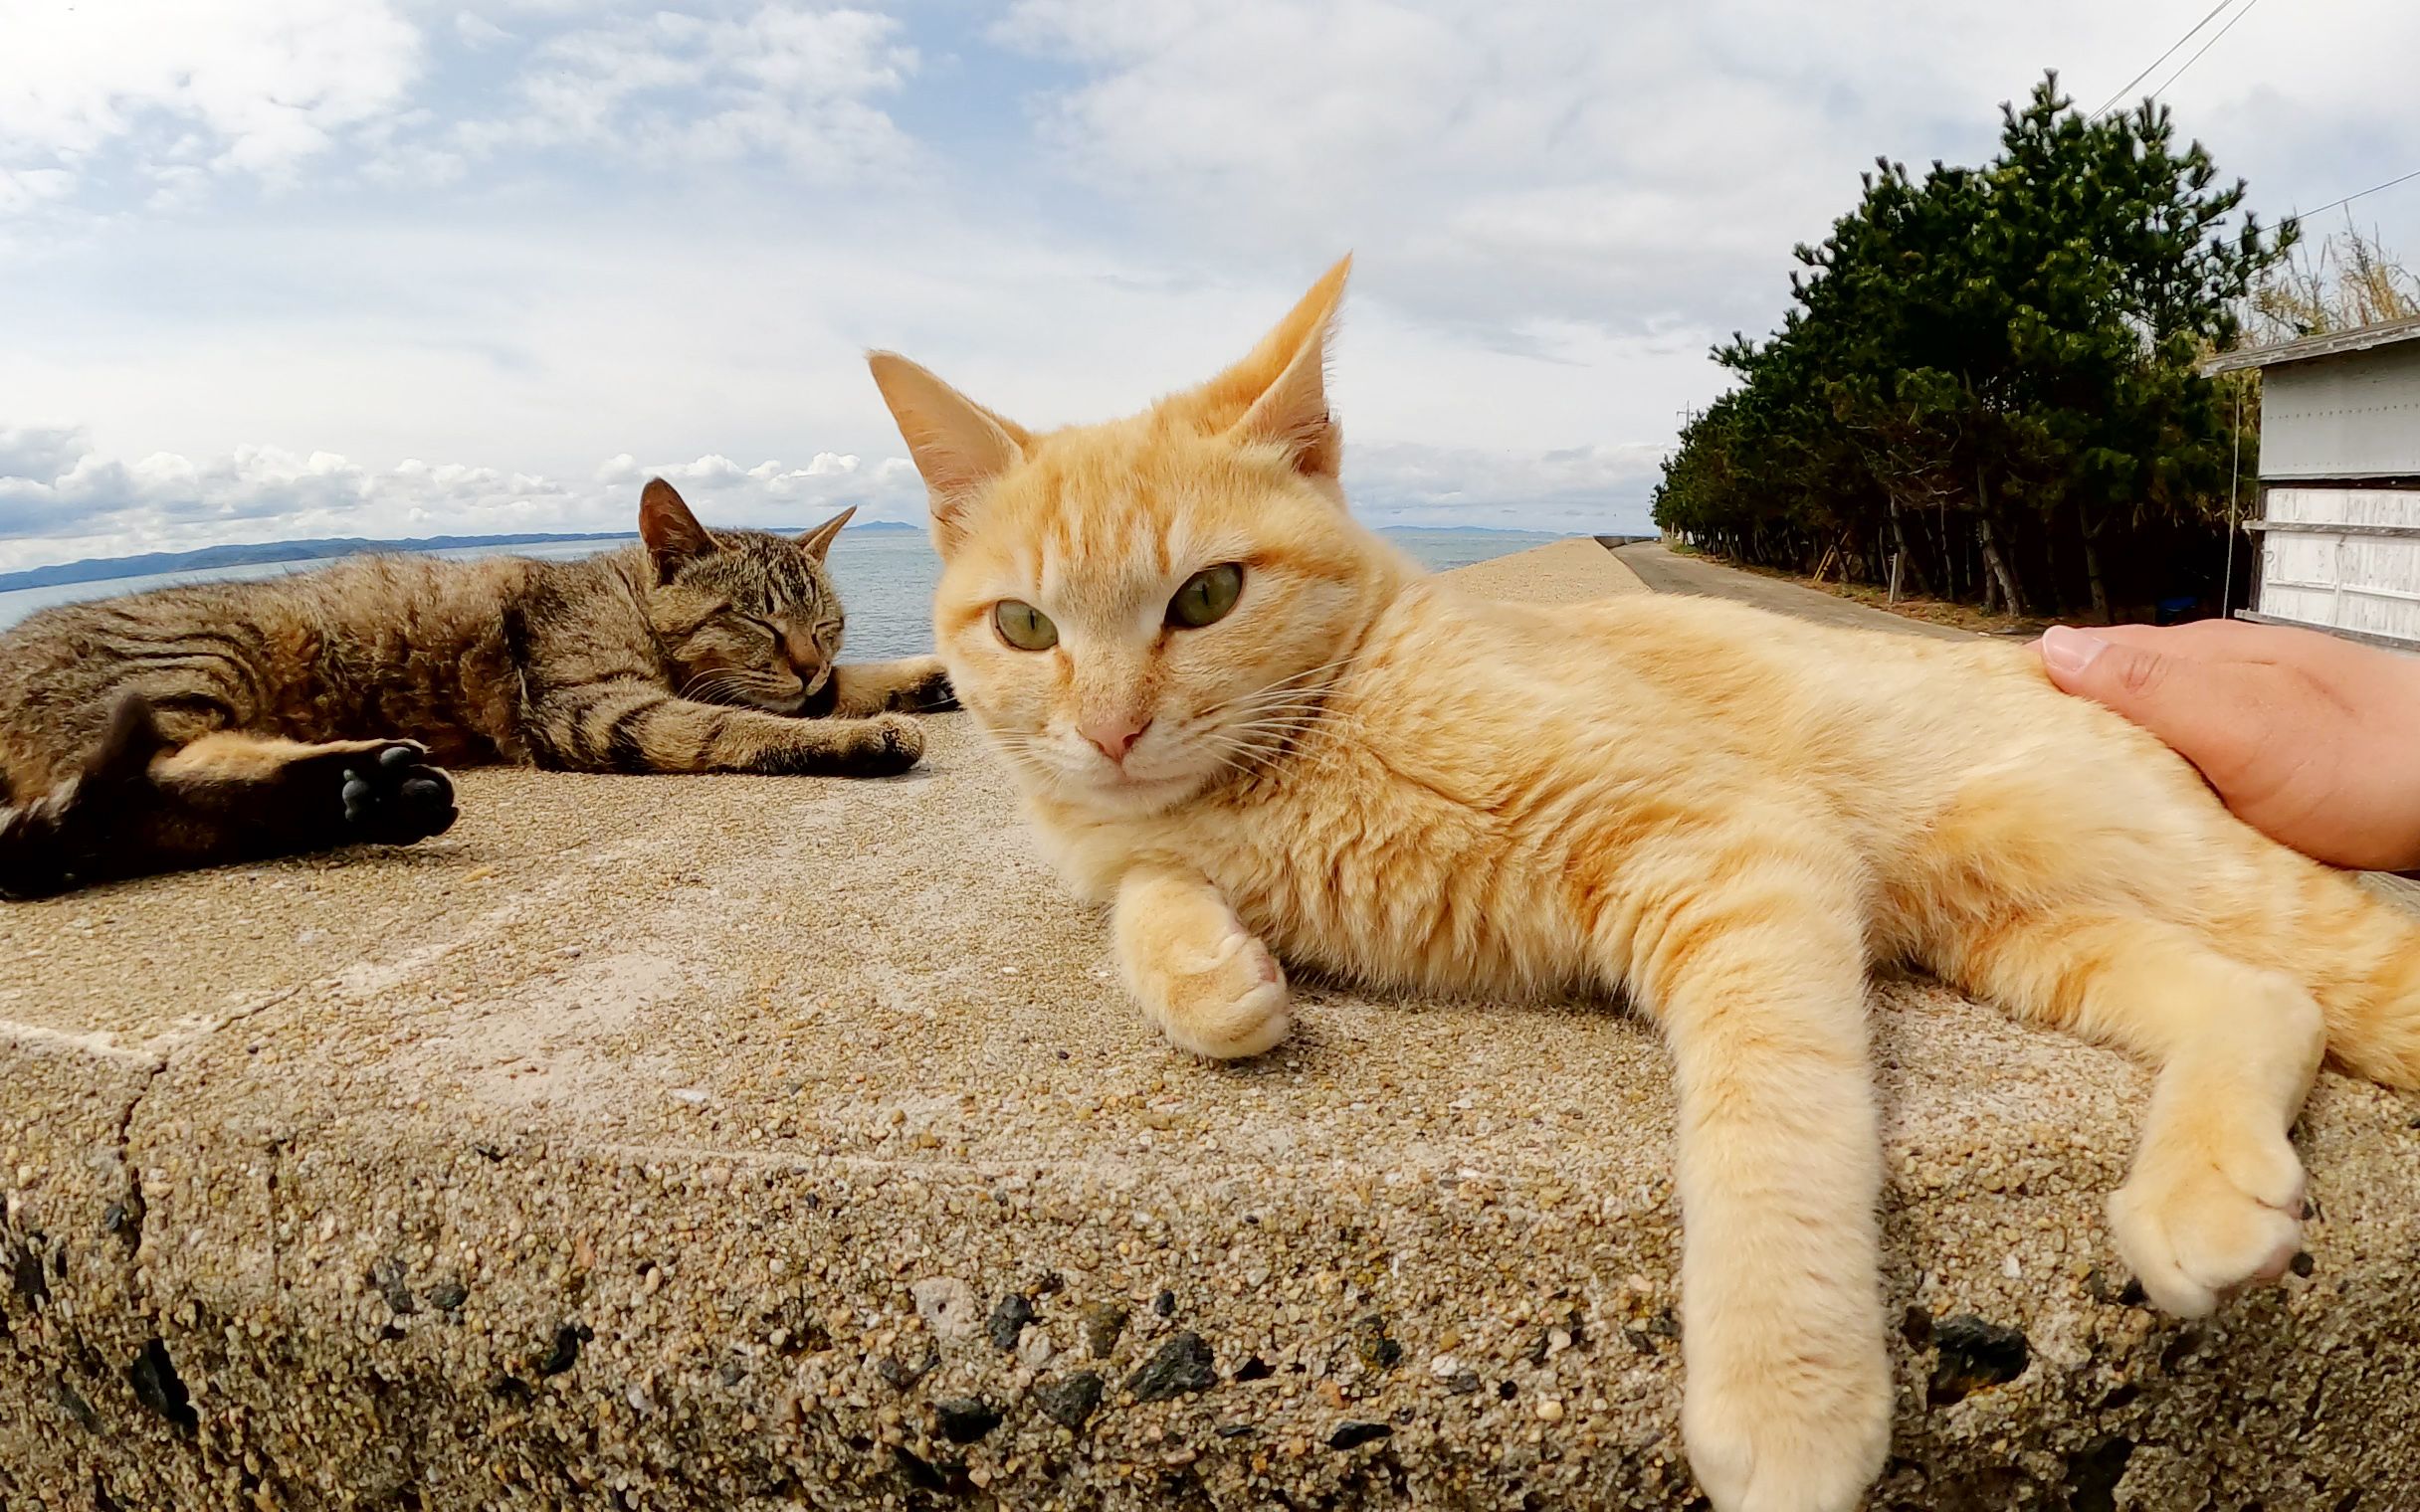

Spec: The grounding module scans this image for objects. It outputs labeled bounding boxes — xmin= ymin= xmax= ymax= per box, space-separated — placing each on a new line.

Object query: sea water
xmin=0 ymin=528 xmax=1560 ymax=662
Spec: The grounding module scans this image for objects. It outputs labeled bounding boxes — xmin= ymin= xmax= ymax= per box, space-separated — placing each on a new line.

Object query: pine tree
xmin=1653 ymin=74 xmax=2294 ymax=618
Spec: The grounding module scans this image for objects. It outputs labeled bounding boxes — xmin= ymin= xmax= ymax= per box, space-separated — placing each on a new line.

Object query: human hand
xmin=2036 ymin=620 xmax=2420 ymax=873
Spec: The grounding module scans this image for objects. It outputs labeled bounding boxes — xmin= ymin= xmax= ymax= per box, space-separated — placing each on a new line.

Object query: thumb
xmin=2036 ymin=625 xmax=2253 ymax=778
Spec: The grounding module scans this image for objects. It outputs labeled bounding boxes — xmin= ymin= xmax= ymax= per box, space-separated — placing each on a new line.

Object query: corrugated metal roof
xmin=2203 ymin=314 xmax=2420 ymax=374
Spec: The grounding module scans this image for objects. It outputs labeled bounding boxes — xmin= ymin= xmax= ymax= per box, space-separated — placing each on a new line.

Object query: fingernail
xmin=2038 ymin=626 xmax=2108 ymax=677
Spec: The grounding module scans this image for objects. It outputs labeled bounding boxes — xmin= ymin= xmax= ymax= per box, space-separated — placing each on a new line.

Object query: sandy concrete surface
xmin=1428 ymin=537 xmax=1648 ymax=603
xmin=5 ymin=541 xmax=2418 ymax=1510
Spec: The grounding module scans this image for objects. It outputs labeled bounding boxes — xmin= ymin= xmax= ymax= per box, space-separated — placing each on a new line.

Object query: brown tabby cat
xmin=0 ymin=478 xmax=951 ymax=898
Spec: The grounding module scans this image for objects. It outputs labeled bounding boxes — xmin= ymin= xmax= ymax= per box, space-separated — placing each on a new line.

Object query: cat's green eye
xmin=1167 ymin=563 xmax=1244 ymax=629
xmin=994 ymin=600 xmax=1059 ymax=652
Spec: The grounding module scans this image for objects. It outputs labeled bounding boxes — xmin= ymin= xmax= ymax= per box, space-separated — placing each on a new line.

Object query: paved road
xmin=1608 ymin=541 xmax=1973 ymax=642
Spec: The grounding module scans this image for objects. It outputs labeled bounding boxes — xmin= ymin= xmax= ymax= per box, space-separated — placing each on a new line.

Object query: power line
xmin=2293 ymin=167 xmax=2420 ymax=224
xmin=2093 ymin=0 xmax=2238 ymax=118
xmin=2142 ymin=0 xmax=2263 ymax=103
xmin=2095 ymin=0 xmax=2410 ymax=232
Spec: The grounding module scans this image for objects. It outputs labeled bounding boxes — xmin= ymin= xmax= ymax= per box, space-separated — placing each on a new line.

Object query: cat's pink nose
xmin=1080 ymin=715 xmax=1152 ymax=763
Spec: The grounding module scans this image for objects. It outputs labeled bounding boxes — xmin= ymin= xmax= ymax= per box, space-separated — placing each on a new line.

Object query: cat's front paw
xmin=2110 ymin=1112 xmax=2305 ymax=1318
xmin=1134 ymin=927 xmax=1292 ymax=1059
xmin=843 ymin=713 xmax=924 ymax=777
xmin=1683 ymin=1317 xmax=1890 ymax=1512
xmin=902 ymin=662 xmax=958 ymax=713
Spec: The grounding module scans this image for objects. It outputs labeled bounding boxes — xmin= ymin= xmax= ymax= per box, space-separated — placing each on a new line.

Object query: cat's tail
xmin=2278 ymin=860 xmax=2420 ymax=1088
xmin=0 ymin=694 xmax=168 ymax=900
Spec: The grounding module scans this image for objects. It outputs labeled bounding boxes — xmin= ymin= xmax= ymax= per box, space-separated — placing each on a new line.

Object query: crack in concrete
xmin=106 ymin=1073 xmax=155 ymax=1264
xmin=75 ymin=838 xmax=616 ymax=1325
xmin=105 ymin=984 xmax=302 ymax=1267
xmin=264 ymin=1139 xmax=290 ymax=1299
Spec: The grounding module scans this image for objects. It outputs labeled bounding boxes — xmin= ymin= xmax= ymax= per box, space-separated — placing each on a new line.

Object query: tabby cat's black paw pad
xmin=911 ymin=668 xmax=960 ymax=713
xmin=337 ymin=743 xmax=458 ymax=845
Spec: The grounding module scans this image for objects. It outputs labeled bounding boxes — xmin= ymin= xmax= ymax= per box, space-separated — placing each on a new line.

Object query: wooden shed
xmin=2205 ymin=315 xmax=2420 ymax=650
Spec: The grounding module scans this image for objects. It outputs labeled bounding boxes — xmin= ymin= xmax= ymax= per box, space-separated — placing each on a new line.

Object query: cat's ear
xmin=1210 ymin=255 xmax=1351 ymax=484
xmin=867 ymin=352 xmax=1029 ymax=556
xmin=638 ymin=477 xmax=717 ymax=583
xmin=797 ymin=504 xmax=855 ymax=562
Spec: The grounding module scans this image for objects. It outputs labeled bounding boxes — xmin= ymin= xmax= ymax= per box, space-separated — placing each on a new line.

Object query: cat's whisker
xmin=678 ymin=670 xmax=762 ymax=707
xmin=1206 ymin=689 xmax=1340 ymax=720
xmin=1221 ymin=700 xmax=1335 ymax=719
xmin=1221 ymin=714 xmax=1357 ymax=741
xmin=1192 ymin=654 xmax=1369 ymax=717
xmin=1211 ymin=704 xmax=1339 ymax=728
xmin=1221 ymin=711 xmax=1334 ymax=727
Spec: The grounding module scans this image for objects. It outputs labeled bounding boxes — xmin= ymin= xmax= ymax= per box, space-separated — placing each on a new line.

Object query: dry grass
xmin=2250 ymin=222 xmax=2420 ymax=340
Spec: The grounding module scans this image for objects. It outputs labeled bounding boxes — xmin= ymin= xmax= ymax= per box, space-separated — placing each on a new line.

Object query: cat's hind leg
xmin=1928 ymin=911 xmax=2319 ymax=1317
xmin=0 ymin=694 xmax=175 ymax=897
xmin=151 ymin=727 xmax=459 ymax=854
xmin=1 ymin=695 xmax=457 ymax=895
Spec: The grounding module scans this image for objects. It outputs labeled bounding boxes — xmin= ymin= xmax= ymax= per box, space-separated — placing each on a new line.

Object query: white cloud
xmin=4 ymin=0 xmax=2417 ymax=566
xmin=0 ymin=167 xmax=74 ymax=213
xmin=997 ymin=0 xmax=2420 ymax=330
xmin=1351 ymin=440 xmax=1663 ymax=533
xmin=0 ymin=428 xmax=929 ymax=571
xmin=0 ymin=2 xmax=920 ymax=212
xmin=454 ymin=12 xmax=515 ymax=51
xmin=449 ymin=4 xmax=916 ymax=179
xmin=0 ymin=0 xmax=422 ymax=192
xmin=0 ymin=416 xmax=1660 ymax=571
xmin=0 ymin=426 xmax=94 ymax=489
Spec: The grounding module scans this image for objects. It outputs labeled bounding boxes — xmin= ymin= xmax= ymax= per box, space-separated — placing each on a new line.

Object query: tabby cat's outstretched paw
xmin=753 ymin=712 xmax=924 ymax=777
xmin=330 ymin=743 xmax=458 ymax=846
xmin=847 ymin=713 xmax=925 ymax=775
xmin=905 ymin=664 xmax=959 ymax=713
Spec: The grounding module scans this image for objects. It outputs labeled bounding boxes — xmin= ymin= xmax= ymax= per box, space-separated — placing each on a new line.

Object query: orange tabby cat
xmin=869 ymin=259 xmax=2420 ymax=1511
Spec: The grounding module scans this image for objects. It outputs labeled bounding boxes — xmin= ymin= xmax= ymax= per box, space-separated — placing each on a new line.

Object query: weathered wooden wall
xmin=2249 ymin=487 xmax=2420 ymax=648
xmin=2247 ymin=337 xmax=2420 ymax=649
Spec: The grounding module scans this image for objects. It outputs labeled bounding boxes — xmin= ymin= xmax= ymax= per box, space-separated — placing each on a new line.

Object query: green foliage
xmin=1653 ymin=73 xmax=2294 ymax=616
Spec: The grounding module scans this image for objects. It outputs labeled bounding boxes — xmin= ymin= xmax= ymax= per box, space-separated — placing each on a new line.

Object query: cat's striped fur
xmin=0 ymin=479 xmax=950 ymax=897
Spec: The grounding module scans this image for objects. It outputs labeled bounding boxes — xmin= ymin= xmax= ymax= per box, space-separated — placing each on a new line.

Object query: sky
xmin=1 ymin=0 xmax=2415 ymax=570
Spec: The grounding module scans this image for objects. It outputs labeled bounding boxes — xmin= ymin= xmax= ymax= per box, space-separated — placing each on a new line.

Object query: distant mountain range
xmin=0 ymin=522 xmax=923 ymax=593
xmin=1387 ymin=525 xmax=1558 ymax=535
